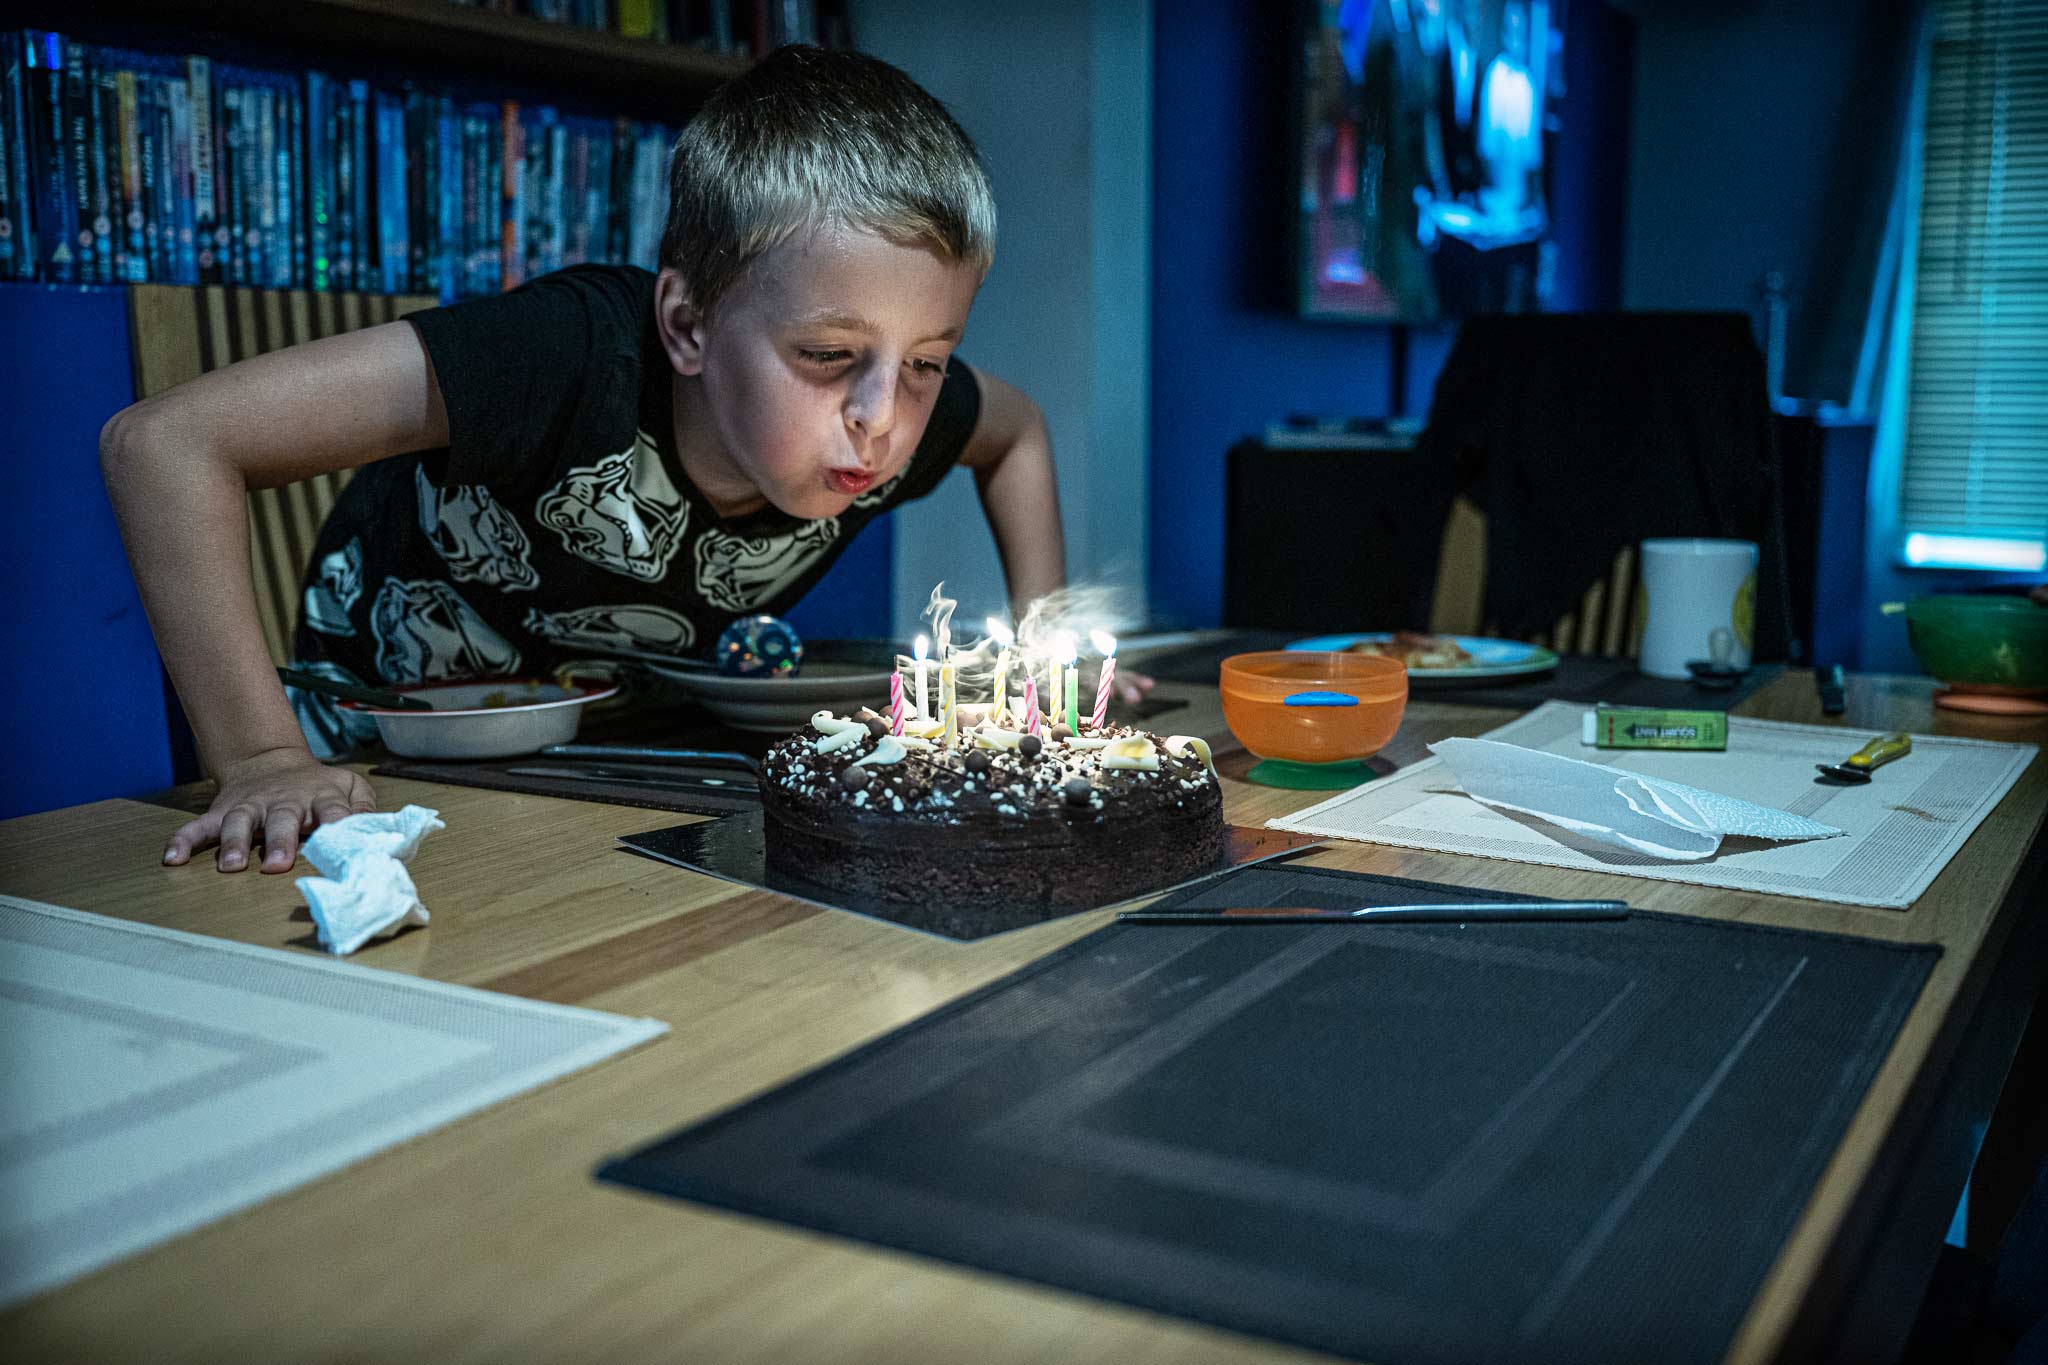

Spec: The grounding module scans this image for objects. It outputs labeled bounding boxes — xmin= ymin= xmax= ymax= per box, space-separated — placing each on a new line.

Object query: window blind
xmin=1898 ymin=0 xmax=2048 ymax=566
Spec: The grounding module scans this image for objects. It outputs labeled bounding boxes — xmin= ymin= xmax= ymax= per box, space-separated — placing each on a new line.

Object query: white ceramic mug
xmin=1637 ymin=538 xmax=1759 ymax=680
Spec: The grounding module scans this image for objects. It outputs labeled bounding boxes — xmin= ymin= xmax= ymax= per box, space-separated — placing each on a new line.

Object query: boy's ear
xmin=654 ymin=267 xmax=707 ymax=377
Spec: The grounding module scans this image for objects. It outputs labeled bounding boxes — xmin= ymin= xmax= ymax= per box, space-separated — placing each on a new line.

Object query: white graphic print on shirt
xmin=371 ymin=577 xmax=522 ymax=681
xmin=693 ymin=519 xmax=841 ymax=613
xmin=303 ymin=537 xmax=364 ymax=637
xmin=416 ymin=464 xmax=539 ymax=591
xmin=522 ymin=603 xmax=696 ymax=659
xmin=534 ymin=431 xmax=689 ymax=582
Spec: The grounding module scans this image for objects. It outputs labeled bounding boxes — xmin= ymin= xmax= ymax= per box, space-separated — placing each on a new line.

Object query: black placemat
xmin=616 ymin=814 xmax=1324 ymax=940
xmin=600 ymin=863 xmax=1938 ymax=1363
xmin=1435 ymin=657 xmax=1786 ymax=712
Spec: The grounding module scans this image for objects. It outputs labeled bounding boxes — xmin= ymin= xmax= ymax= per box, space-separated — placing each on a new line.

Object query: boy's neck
xmin=670 ymin=372 xmax=770 ymax=521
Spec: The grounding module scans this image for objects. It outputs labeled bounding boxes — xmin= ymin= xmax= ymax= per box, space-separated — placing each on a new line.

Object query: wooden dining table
xmin=2 ymin=661 xmax=2043 ymax=1363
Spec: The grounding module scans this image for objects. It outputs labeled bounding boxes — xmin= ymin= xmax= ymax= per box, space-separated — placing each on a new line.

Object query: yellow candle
xmin=939 ymin=660 xmax=958 ymax=748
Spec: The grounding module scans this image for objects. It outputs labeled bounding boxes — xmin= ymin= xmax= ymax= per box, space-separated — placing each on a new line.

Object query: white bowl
xmin=340 ymin=678 xmax=620 ymax=760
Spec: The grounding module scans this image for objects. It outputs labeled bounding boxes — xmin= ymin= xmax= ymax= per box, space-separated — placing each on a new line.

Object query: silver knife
xmin=1117 ymin=899 xmax=1629 ymax=925
xmin=505 ymin=763 xmax=758 ymax=793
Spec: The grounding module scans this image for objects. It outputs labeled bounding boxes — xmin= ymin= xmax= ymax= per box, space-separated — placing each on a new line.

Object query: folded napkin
xmin=1430 ymin=738 xmax=1844 ymax=861
xmin=295 ymin=805 xmax=445 ymax=955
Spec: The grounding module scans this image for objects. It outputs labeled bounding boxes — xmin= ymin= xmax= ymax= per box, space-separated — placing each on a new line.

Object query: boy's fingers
xmin=312 ymin=796 xmax=354 ymax=829
xmin=216 ymin=806 xmax=258 ymax=872
xmin=260 ymin=806 xmax=305 ymax=873
xmin=163 ymin=812 xmax=222 ymax=866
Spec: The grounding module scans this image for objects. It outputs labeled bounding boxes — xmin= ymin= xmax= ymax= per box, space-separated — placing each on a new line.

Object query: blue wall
xmin=0 ymin=285 xmax=179 ymax=818
xmin=1148 ymin=0 xmax=1633 ymax=629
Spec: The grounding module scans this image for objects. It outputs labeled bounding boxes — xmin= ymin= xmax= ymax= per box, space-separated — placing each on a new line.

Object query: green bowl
xmin=1904 ymin=595 xmax=2048 ymax=692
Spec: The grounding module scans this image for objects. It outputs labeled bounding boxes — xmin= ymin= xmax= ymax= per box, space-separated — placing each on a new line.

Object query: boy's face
xmin=663 ymin=223 xmax=982 ymax=521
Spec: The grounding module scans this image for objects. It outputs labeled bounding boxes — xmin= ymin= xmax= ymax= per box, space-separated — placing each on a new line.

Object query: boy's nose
xmin=845 ymin=365 xmax=897 ymax=441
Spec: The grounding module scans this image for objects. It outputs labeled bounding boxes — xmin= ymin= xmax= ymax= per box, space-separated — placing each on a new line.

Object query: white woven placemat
xmin=1269 ymin=702 xmax=2036 ymax=908
xmin=0 ymin=897 xmax=666 ymax=1307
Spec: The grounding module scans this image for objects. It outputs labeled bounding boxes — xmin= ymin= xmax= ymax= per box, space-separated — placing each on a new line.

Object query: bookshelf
xmin=45 ymin=0 xmax=752 ymax=119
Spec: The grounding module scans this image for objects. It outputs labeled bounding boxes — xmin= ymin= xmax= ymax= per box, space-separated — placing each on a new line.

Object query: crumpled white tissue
xmin=1429 ymin=738 xmax=1844 ymax=861
xmin=295 ymin=805 xmax=445 ymax=955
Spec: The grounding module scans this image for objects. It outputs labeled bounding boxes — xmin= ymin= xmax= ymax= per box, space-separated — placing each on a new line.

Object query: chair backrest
xmin=126 ymin=285 xmax=437 ymax=666
xmin=1428 ymin=496 xmax=1646 ymax=658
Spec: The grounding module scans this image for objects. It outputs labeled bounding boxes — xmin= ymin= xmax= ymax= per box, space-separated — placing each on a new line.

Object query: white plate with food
xmin=338 ymin=677 xmax=620 ymax=759
xmin=1286 ymin=632 xmax=1559 ymax=684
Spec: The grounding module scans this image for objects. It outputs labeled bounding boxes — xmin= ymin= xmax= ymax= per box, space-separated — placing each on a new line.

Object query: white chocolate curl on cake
xmin=851 ymin=735 xmax=907 ymax=768
xmin=811 ymin=711 xmax=867 ymax=754
xmin=1059 ymin=735 xmax=1116 ymax=750
xmin=1099 ymin=736 xmax=1161 ymax=772
xmin=970 ymin=724 xmax=1025 ymax=751
xmin=1164 ymin=735 xmax=1218 ymax=778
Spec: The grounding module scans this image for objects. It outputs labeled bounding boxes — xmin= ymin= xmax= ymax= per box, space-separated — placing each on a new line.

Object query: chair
xmin=1429 ymin=496 xmax=1647 ymax=657
xmin=126 ymin=284 xmax=438 ymax=666
xmin=1415 ymin=312 xmax=1793 ymax=662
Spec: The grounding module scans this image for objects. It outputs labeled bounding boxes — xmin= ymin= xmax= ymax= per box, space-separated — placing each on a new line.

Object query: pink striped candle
xmin=1022 ymin=674 xmax=1040 ymax=735
xmin=888 ymin=670 xmax=906 ymax=736
xmin=1090 ymin=630 xmax=1117 ymax=729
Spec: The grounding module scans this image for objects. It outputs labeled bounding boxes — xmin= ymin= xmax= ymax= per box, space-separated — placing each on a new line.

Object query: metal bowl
xmin=339 ymin=678 xmax=620 ymax=759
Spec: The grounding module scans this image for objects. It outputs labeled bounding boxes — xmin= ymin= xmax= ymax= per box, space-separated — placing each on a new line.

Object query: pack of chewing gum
xmin=1580 ymin=704 xmax=1728 ymax=751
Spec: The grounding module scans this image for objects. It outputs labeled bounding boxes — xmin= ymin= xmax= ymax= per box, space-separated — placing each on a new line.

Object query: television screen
xmin=1297 ymin=0 xmax=1568 ymax=322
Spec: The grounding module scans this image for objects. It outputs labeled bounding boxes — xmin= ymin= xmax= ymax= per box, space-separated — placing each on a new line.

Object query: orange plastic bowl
xmin=1219 ymin=651 xmax=1408 ymax=764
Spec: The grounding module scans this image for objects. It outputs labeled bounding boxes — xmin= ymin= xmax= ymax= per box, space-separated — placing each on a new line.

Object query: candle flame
xmin=913 ymin=634 xmax=929 ymax=662
xmin=985 ymin=617 xmax=1014 ymax=648
xmin=1057 ymin=631 xmax=1079 ymax=666
xmin=1089 ymin=629 xmax=1117 ymax=657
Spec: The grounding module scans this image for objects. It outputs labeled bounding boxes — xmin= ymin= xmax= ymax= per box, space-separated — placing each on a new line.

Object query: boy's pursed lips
xmin=827 ymin=468 xmax=876 ymax=495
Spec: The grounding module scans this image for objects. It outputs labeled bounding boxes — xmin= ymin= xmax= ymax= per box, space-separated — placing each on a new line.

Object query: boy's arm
xmin=958 ymin=366 xmax=1066 ymax=619
xmin=99 ymin=321 xmax=449 ymax=872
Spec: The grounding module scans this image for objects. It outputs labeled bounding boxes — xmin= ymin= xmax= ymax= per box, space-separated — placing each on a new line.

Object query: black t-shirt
xmin=287 ymin=264 xmax=979 ymax=750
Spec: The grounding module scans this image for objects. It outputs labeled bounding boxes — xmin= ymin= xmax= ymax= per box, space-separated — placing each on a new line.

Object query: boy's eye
xmin=908 ymin=358 xmax=947 ymax=379
xmin=797 ymin=348 xmax=853 ymax=367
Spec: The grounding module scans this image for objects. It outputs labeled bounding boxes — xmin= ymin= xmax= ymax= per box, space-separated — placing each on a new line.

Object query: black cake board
xmin=599 ymin=862 xmax=1940 ymax=1364
xmin=617 ymin=813 xmax=1324 ymax=941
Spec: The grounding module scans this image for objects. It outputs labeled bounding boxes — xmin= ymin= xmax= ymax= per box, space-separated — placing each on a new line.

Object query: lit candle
xmin=1090 ymin=629 xmax=1117 ymax=729
xmin=913 ymin=634 xmax=929 ymax=720
xmin=986 ymin=617 xmax=1014 ymax=725
xmin=888 ymin=669 xmax=906 ymax=736
xmin=1063 ymin=638 xmax=1080 ymax=734
xmin=939 ymin=657 xmax=958 ymax=747
xmin=1022 ymin=673 xmax=1040 ymax=735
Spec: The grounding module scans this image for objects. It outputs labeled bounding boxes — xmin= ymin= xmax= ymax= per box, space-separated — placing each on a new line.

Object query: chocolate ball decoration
xmin=964 ymin=750 xmax=991 ymax=774
xmin=1017 ymin=734 xmax=1044 ymax=760
xmin=715 ymin=614 xmax=804 ymax=677
xmin=864 ymin=716 xmax=889 ymax=738
xmin=1051 ymin=724 xmax=1074 ymax=743
xmin=1063 ymin=777 xmax=1094 ymax=807
xmin=840 ymin=766 xmax=871 ymax=791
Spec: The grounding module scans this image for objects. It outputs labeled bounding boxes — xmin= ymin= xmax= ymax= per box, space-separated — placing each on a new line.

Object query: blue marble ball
xmin=715 ymin=614 xmax=804 ymax=677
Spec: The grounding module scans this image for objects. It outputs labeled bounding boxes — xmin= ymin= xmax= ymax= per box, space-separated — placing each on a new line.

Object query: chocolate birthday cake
xmin=762 ymin=712 xmax=1227 ymax=911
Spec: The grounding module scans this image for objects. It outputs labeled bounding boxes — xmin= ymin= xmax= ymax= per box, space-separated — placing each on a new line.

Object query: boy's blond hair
xmin=661 ymin=45 xmax=997 ymax=319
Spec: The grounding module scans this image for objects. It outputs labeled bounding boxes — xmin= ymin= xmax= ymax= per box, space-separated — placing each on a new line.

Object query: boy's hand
xmin=1117 ymin=670 xmax=1156 ymax=706
xmin=164 ymin=747 xmax=377 ymax=874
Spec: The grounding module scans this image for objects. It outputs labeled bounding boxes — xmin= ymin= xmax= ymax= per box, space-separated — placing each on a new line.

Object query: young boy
xmin=101 ymin=45 xmax=1090 ymax=875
